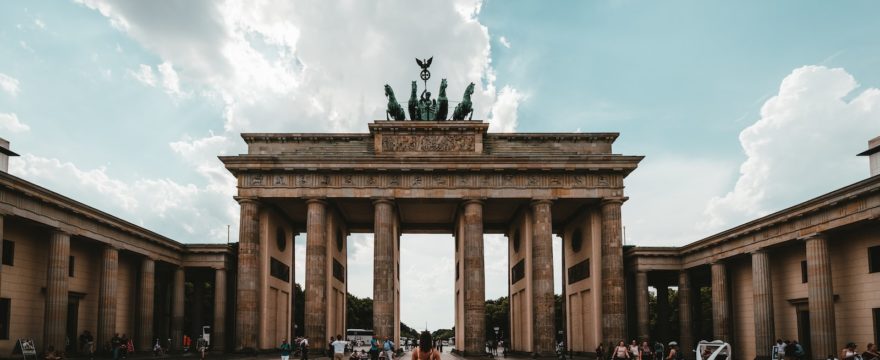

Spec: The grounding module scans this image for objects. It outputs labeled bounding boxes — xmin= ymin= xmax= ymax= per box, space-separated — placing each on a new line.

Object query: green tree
xmin=485 ymin=296 xmax=510 ymax=341
xmin=295 ymin=283 xmax=305 ymax=336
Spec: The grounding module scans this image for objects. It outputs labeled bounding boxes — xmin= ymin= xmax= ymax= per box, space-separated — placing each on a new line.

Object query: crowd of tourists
xmin=598 ymin=340 xmax=680 ymax=360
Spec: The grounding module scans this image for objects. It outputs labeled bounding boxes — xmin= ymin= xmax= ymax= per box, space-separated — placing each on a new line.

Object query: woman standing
xmin=841 ymin=343 xmax=859 ymax=360
xmin=639 ymin=341 xmax=653 ymax=360
xmin=410 ymin=332 xmax=440 ymax=360
xmin=613 ymin=341 xmax=631 ymax=360
xmin=862 ymin=344 xmax=879 ymax=360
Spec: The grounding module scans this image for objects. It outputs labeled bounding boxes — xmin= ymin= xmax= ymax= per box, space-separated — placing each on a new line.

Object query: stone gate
xmin=220 ymin=120 xmax=642 ymax=355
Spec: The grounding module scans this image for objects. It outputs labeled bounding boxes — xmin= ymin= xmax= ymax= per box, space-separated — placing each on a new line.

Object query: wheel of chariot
xmin=420 ymin=69 xmax=431 ymax=81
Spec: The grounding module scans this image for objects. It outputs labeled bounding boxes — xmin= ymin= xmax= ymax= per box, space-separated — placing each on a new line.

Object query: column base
xmin=502 ymin=350 xmax=566 ymax=359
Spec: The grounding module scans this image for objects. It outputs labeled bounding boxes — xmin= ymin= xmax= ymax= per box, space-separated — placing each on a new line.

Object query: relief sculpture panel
xmin=380 ymin=134 xmax=475 ymax=153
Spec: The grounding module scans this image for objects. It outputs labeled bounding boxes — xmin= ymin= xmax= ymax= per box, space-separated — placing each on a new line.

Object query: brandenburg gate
xmin=220 ymin=119 xmax=642 ymax=356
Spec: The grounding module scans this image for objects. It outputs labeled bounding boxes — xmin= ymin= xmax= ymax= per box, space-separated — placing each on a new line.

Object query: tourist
xmin=79 ymin=330 xmax=94 ymax=359
xmin=329 ymin=336 xmax=336 ymax=357
xmin=630 ymin=340 xmax=640 ymax=359
xmin=183 ymin=334 xmax=191 ymax=352
xmin=596 ymin=344 xmax=606 ymax=360
xmin=411 ymin=331 xmax=440 ymax=360
xmin=665 ymin=342 xmax=678 ymax=360
xmin=111 ymin=334 xmax=122 ymax=360
xmin=280 ymin=339 xmax=292 ymax=360
xmin=775 ymin=339 xmax=787 ymax=360
xmin=791 ymin=340 xmax=805 ymax=360
xmin=654 ymin=341 xmax=665 ymax=360
xmin=383 ymin=336 xmax=395 ymax=360
xmin=613 ymin=341 xmax=631 ymax=360
xmin=196 ymin=336 xmax=209 ymax=360
xmin=123 ymin=335 xmax=133 ymax=359
xmin=639 ymin=341 xmax=653 ymax=360
xmin=369 ymin=336 xmax=380 ymax=360
xmin=332 ymin=334 xmax=350 ymax=360
xmin=300 ymin=336 xmax=310 ymax=360
xmin=841 ymin=343 xmax=859 ymax=360
xmin=862 ymin=343 xmax=879 ymax=360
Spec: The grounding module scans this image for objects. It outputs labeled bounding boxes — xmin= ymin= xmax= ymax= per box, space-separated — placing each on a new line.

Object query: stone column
xmin=600 ymin=198 xmax=626 ymax=346
xmin=138 ymin=257 xmax=155 ymax=351
xmin=305 ymin=199 xmax=328 ymax=349
xmin=678 ymin=271 xmax=694 ymax=360
xmin=97 ymin=246 xmax=119 ymax=352
xmin=752 ymin=250 xmax=775 ymax=360
xmin=373 ymin=199 xmax=395 ymax=341
xmin=710 ymin=262 xmax=730 ymax=343
xmin=531 ymin=200 xmax=555 ymax=355
xmin=213 ymin=268 xmax=227 ymax=351
xmin=657 ymin=285 xmax=670 ymax=342
xmin=462 ymin=199 xmax=486 ymax=355
xmin=171 ymin=267 xmax=185 ymax=350
xmin=44 ymin=230 xmax=70 ymax=352
xmin=235 ymin=198 xmax=260 ymax=351
xmin=635 ymin=271 xmax=649 ymax=342
xmin=805 ymin=234 xmax=836 ymax=360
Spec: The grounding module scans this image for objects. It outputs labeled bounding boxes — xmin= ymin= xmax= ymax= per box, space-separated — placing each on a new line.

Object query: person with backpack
xmin=654 ymin=341 xmax=665 ymax=360
xmin=383 ymin=337 xmax=395 ymax=360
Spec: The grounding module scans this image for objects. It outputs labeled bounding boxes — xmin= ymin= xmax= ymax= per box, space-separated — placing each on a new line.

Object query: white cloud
xmin=130 ymin=64 xmax=156 ymax=86
xmin=489 ymin=86 xmax=525 ymax=132
xmin=702 ymin=66 xmax=880 ymax=231
xmin=623 ymin=157 xmax=736 ymax=246
xmin=499 ymin=36 xmax=510 ymax=48
xmin=157 ymin=61 xmax=183 ymax=97
xmin=130 ymin=62 xmax=187 ymax=98
xmin=0 ymin=113 xmax=30 ymax=133
xmin=9 ymin=153 xmax=236 ymax=242
xmin=34 ymin=19 xmax=46 ymax=29
xmin=0 ymin=73 xmax=21 ymax=96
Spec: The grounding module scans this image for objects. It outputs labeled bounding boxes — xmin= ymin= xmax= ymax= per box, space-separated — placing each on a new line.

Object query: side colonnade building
xmin=621 ymin=139 xmax=880 ymax=360
xmin=0 ymin=139 xmax=240 ymax=355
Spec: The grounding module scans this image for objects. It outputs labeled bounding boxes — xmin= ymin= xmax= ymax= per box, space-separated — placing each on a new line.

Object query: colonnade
xmin=634 ymin=234 xmax=837 ymax=360
xmin=31 ymin=229 xmax=228 ymax=352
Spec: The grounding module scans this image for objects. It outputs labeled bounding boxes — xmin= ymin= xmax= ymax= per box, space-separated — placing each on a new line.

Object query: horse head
xmin=464 ymin=82 xmax=475 ymax=98
xmin=384 ymin=84 xmax=395 ymax=100
xmin=438 ymin=79 xmax=448 ymax=97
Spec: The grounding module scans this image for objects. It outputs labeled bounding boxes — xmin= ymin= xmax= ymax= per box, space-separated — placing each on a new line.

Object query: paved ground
xmin=65 ymin=348 xmax=528 ymax=360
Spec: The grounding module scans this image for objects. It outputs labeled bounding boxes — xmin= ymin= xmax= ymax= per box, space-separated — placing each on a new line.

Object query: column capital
xmin=600 ymin=197 xmax=628 ymax=206
xmin=461 ymin=197 xmax=485 ymax=205
xmin=371 ymin=197 xmax=395 ymax=206
xmin=305 ymin=197 xmax=328 ymax=205
xmin=800 ymin=232 xmax=827 ymax=242
xmin=234 ymin=196 xmax=261 ymax=205
xmin=530 ymin=198 xmax=554 ymax=207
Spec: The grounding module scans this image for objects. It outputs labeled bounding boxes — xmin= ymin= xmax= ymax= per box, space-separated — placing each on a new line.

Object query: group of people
xmin=599 ymin=340 xmax=680 ymax=360
xmin=838 ymin=342 xmax=879 ymax=360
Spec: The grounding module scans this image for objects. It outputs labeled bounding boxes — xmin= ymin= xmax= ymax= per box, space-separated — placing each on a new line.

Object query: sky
xmin=1 ymin=0 xmax=880 ymax=331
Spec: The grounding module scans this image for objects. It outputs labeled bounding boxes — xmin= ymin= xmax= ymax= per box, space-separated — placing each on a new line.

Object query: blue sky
xmin=1 ymin=0 xmax=879 ymax=330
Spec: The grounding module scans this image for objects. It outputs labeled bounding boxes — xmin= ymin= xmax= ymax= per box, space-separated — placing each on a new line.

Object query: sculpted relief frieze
xmin=380 ymin=134 xmax=475 ymax=153
xmin=244 ymin=172 xmax=623 ymax=189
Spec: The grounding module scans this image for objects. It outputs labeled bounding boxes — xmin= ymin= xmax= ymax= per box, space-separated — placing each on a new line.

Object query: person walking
xmin=639 ymin=341 xmax=653 ymax=360
xmin=383 ymin=337 xmax=395 ymax=360
xmin=111 ymin=334 xmax=122 ymax=360
xmin=369 ymin=336 xmax=380 ymax=360
xmin=332 ymin=334 xmax=350 ymax=360
xmin=614 ymin=341 xmax=631 ymax=360
xmin=279 ymin=339 xmax=292 ymax=360
xmin=775 ymin=339 xmax=788 ymax=360
xmin=665 ymin=342 xmax=678 ymax=360
xmin=841 ymin=343 xmax=859 ymax=360
xmin=653 ymin=341 xmax=665 ymax=360
xmin=300 ymin=337 xmax=310 ymax=360
xmin=196 ymin=336 xmax=209 ymax=360
xmin=411 ymin=332 xmax=440 ymax=360
xmin=595 ymin=344 xmax=606 ymax=360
